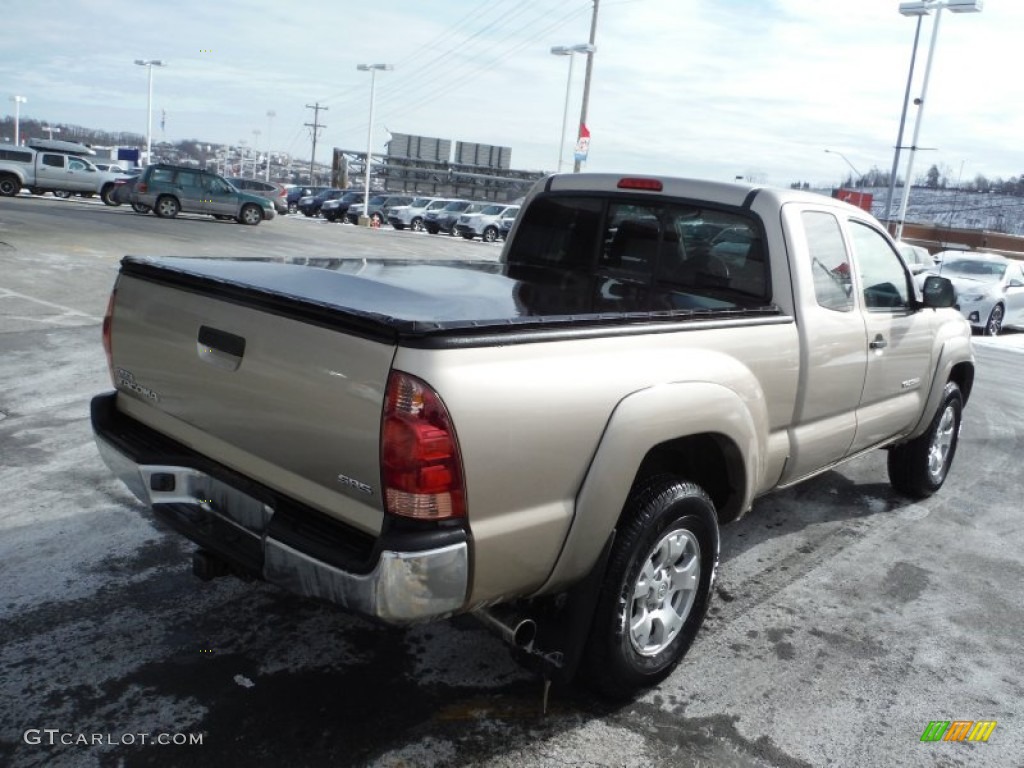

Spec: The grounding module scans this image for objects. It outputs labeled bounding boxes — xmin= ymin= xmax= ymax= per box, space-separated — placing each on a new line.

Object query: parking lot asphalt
xmin=1 ymin=195 xmax=1022 ymax=767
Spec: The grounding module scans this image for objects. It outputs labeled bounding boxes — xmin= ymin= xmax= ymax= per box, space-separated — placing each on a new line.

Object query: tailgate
xmin=109 ymin=271 xmax=394 ymax=536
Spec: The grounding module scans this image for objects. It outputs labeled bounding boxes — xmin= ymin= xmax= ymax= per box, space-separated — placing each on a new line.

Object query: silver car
xmin=934 ymin=253 xmax=1024 ymax=336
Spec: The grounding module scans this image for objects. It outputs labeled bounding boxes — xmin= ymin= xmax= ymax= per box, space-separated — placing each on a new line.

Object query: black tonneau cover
xmin=120 ymin=255 xmax=783 ymax=348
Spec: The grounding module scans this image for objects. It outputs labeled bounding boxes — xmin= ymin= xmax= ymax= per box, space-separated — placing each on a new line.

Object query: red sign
xmin=833 ymin=188 xmax=873 ymax=213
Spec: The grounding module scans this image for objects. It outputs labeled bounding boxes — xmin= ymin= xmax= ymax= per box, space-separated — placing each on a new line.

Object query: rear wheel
xmin=0 ymin=175 xmax=20 ymax=197
xmin=887 ymin=381 xmax=963 ymax=499
xmin=101 ymin=185 xmax=120 ymax=206
xmin=154 ymin=196 xmax=180 ymax=218
xmin=581 ymin=477 xmax=719 ymax=699
xmin=411 ymin=217 xmax=424 ymax=232
xmin=482 ymin=225 xmax=499 ymax=243
xmin=131 ymin=202 xmax=151 ymax=214
xmin=288 ymin=202 xmax=298 ymax=214
xmin=239 ymin=203 xmax=262 ymax=225
xmin=53 ymin=190 xmax=72 ymax=199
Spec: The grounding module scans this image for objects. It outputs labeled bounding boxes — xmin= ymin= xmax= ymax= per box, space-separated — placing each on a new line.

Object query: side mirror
xmin=921 ymin=275 xmax=956 ymax=309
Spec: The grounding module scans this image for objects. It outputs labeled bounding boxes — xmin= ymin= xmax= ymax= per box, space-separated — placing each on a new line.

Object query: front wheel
xmin=154 ymin=196 xmax=180 ymax=218
xmin=131 ymin=202 xmax=151 ymax=214
xmin=581 ymin=477 xmax=719 ymax=699
xmin=239 ymin=204 xmax=262 ymax=225
xmin=53 ymin=190 xmax=72 ymax=199
xmin=984 ymin=304 xmax=1004 ymax=336
xmin=482 ymin=225 xmax=499 ymax=243
xmin=887 ymin=381 xmax=963 ymax=499
xmin=411 ymin=217 xmax=424 ymax=232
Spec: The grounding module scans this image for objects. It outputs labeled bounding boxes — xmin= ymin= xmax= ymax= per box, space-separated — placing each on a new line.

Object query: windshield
xmin=944 ymin=259 xmax=1006 ymax=281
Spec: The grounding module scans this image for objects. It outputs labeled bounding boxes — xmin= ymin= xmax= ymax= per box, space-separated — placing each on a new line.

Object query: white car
xmin=930 ymin=253 xmax=1024 ymax=336
xmin=454 ymin=203 xmax=521 ymax=242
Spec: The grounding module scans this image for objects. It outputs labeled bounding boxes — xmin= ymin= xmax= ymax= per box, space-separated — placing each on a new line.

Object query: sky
xmin=1 ymin=0 xmax=1020 ymax=188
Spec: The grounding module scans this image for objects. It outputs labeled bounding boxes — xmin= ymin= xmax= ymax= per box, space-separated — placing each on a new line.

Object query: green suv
xmin=132 ymin=164 xmax=275 ymax=225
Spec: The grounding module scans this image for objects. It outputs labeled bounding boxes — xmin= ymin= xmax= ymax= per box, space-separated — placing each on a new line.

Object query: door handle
xmin=869 ymin=334 xmax=888 ymax=350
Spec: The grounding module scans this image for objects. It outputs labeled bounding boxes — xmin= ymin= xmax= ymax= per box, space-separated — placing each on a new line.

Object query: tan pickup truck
xmin=92 ymin=174 xmax=973 ymax=697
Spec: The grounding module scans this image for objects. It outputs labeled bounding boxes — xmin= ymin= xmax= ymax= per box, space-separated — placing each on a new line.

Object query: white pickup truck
xmin=0 ymin=140 xmax=128 ymax=204
xmin=92 ymin=173 xmax=973 ymax=697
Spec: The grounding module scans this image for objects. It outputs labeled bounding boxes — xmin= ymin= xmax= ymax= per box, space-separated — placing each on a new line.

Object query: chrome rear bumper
xmin=92 ymin=397 xmax=468 ymax=624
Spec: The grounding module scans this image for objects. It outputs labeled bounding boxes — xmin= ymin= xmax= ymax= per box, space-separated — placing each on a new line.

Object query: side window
xmin=175 ymin=171 xmax=200 ymax=188
xmin=848 ymin=221 xmax=910 ymax=310
xmin=68 ymin=159 xmax=86 ymax=171
xmin=150 ymin=168 xmax=174 ymax=183
xmin=802 ymin=211 xmax=853 ymax=312
xmin=41 ymin=154 xmax=64 ymax=168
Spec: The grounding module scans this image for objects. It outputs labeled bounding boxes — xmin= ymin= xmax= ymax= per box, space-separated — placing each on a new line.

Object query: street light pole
xmin=252 ymin=129 xmax=261 ymax=178
xmin=884 ymin=14 xmax=925 ymax=230
xmin=893 ymin=0 xmax=982 ymax=241
xmin=9 ymin=96 xmax=26 ymax=145
xmin=265 ymin=110 xmax=275 ymax=182
xmin=357 ymin=63 xmax=392 ymax=226
xmin=824 ymin=149 xmax=864 ymax=184
xmin=550 ymin=44 xmax=595 ymax=173
xmin=572 ymin=0 xmax=600 ymax=173
xmin=134 ymin=59 xmax=166 ymax=165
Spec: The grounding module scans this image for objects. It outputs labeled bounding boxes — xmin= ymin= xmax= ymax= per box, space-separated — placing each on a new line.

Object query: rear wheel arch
xmin=631 ymin=433 xmax=746 ymax=525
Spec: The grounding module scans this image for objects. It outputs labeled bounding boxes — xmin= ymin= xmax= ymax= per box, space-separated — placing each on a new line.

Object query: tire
xmin=154 ymin=196 xmax=180 ymax=218
xmin=984 ymin=304 xmax=1004 ymax=337
xmin=101 ymin=185 xmax=120 ymax=206
xmin=482 ymin=225 xmax=499 ymax=243
xmin=288 ymin=202 xmax=297 ymax=214
xmin=131 ymin=202 xmax=151 ymax=214
xmin=0 ymin=175 xmax=21 ymax=197
xmin=53 ymin=190 xmax=72 ymax=199
xmin=581 ymin=476 xmax=719 ymax=699
xmin=239 ymin=203 xmax=262 ymax=226
xmin=411 ymin=217 xmax=424 ymax=232
xmin=887 ymin=381 xmax=963 ymax=499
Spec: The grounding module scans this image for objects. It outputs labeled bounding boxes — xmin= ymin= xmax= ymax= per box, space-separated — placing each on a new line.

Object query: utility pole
xmin=305 ymin=102 xmax=328 ymax=185
xmin=573 ymin=0 xmax=600 ymax=174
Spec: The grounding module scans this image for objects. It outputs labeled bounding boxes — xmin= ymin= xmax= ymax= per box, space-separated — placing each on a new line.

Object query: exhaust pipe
xmin=473 ymin=606 xmax=537 ymax=649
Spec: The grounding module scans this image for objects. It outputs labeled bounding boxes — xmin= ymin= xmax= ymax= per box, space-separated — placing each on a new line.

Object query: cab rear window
xmin=505 ymin=194 xmax=770 ymax=310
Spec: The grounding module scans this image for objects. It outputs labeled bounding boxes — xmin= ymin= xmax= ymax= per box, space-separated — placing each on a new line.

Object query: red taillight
xmin=617 ymin=177 xmax=663 ymax=191
xmin=137 ymin=182 xmax=147 ymax=194
xmin=381 ymin=371 xmax=465 ymax=520
xmin=102 ymin=289 xmax=116 ymax=384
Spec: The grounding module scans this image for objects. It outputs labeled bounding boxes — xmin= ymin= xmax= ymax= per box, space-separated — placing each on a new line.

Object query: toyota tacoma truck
xmin=92 ymin=174 xmax=973 ymax=697
xmin=0 ymin=139 xmax=129 ymax=204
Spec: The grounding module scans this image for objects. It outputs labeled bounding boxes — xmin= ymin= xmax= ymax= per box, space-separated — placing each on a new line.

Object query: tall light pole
xmin=893 ymin=0 xmax=982 ymax=241
xmin=252 ymin=129 xmax=261 ymax=178
xmin=550 ymin=44 xmax=595 ymax=173
xmin=134 ymin=59 xmax=166 ymax=165
xmin=9 ymin=96 xmax=26 ymax=145
xmin=824 ymin=149 xmax=863 ymax=185
xmin=356 ymin=63 xmax=392 ymax=226
xmin=572 ymin=0 xmax=600 ymax=173
xmin=883 ymin=12 xmax=925 ymax=230
xmin=265 ymin=110 xmax=275 ymax=181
